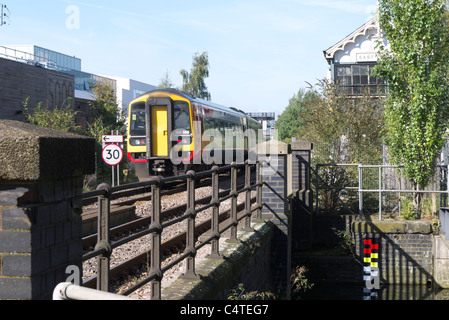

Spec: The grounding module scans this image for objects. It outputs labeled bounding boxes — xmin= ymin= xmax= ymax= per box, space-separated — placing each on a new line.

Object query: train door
xmin=151 ymin=106 xmax=168 ymax=157
xmin=145 ymin=97 xmax=172 ymax=158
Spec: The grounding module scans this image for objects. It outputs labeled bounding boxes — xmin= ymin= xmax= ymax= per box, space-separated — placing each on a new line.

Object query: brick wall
xmin=290 ymin=141 xmax=313 ymax=251
xmin=260 ymin=154 xmax=290 ymax=296
xmin=0 ymin=58 xmax=74 ymax=121
xmin=0 ymin=179 xmax=84 ymax=299
xmin=353 ymin=221 xmax=434 ymax=286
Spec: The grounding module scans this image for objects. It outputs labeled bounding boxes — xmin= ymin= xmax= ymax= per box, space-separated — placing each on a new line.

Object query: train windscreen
xmin=173 ymin=101 xmax=191 ymax=131
xmin=130 ymin=102 xmax=146 ymax=136
xmin=130 ymin=100 xmax=191 ymax=137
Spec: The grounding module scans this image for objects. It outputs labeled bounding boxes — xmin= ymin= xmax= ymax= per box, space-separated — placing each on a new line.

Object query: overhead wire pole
xmin=1 ymin=4 xmax=11 ymax=26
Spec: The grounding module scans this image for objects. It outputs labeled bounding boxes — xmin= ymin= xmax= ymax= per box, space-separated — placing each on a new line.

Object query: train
xmin=127 ymin=88 xmax=262 ymax=181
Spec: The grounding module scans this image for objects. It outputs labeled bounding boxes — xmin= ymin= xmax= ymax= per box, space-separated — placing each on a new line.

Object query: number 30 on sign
xmin=102 ymin=144 xmax=123 ymax=166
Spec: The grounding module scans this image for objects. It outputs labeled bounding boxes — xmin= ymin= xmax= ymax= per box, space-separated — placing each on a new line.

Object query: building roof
xmin=323 ymin=18 xmax=380 ymax=64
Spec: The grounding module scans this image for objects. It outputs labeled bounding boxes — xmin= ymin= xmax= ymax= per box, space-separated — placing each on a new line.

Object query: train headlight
xmin=131 ymin=138 xmax=146 ymax=146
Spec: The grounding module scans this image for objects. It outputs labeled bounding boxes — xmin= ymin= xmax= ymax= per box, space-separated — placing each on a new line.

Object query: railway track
xmin=81 ymin=187 xmax=244 ymax=247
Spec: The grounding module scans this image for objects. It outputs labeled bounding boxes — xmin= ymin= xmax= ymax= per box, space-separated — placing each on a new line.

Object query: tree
xmin=374 ymin=0 xmax=449 ymax=217
xmin=88 ymin=80 xmax=126 ymax=184
xmin=157 ymin=70 xmax=175 ymax=89
xmin=275 ymin=88 xmax=315 ymax=143
xmin=180 ymin=52 xmax=211 ymax=100
xmin=296 ymin=80 xmax=384 ymax=212
xmin=89 ymin=79 xmax=124 ymax=130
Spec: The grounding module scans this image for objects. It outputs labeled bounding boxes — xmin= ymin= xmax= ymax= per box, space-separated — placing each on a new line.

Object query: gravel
xmin=82 ymin=183 xmax=256 ymax=299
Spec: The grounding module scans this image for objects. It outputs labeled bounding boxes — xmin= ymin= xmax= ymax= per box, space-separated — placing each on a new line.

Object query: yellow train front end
xmin=127 ymin=89 xmax=194 ymax=181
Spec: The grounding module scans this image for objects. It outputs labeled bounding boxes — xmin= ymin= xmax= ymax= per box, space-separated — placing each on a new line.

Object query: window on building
xmin=335 ymin=64 xmax=386 ymax=96
xmin=133 ymin=89 xmax=146 ymax=99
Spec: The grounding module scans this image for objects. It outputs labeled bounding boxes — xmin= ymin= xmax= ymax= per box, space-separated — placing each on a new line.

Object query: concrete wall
xmin=0 ymin=58 xmax=75 ymax=121
xmin=162 ymin=221 xmax=273 ymax=300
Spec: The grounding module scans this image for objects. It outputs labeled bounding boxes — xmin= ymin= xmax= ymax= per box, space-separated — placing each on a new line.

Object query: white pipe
xmin=53 ymin=283 xmax=139 ymax=300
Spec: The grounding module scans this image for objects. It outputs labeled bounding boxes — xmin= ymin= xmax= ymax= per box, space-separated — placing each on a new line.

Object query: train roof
xmin=137 ymin=88 xmax=252 ymax=119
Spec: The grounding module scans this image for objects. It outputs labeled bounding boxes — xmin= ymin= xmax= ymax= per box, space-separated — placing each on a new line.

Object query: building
xmin=0 ymin=45 xmax=156 ymax=126
xmin=323 ymin=18 xmax=388 ymax=96
xmin=0 ymin=57 xmax=74 ymax=121
xmin=247 ymin=112 xmax=276 ymax=140
xmin=2 ymin=45 xmax=82 ymax=70
xmin=0 ymin=45 xmax=116 ymax=125
xmin=108 ymin=76 xmax=156 ymax=118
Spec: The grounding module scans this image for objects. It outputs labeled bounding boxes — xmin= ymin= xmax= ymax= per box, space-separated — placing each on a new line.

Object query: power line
xmin=1 ymin=4 xmax=11 ymax=26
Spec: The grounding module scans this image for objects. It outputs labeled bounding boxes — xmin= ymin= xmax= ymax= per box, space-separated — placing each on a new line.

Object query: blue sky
xmin=0 ymin=0 xmax=377 ymax=114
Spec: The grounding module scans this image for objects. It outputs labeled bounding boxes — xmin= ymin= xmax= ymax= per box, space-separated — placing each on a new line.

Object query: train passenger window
xmin=173 ymin=101 xmax=191 ymax=131
xmin=130 ymin=102 xmax=146 ymax=136
xmin=204 ymin=117 xmax=215 ymax=131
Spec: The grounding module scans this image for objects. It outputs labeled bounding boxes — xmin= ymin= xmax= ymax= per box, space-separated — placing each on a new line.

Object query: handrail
xmin=53 ymin=283 xmax=138 ymax=300
xmin=63 ymin=161 xmax=263 ymax=300
xmin=315 ymin=163 xmax=449 ymax=220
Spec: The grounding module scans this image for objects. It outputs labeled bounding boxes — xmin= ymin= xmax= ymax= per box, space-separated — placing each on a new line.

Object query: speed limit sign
xmin=102 ymin=144 xmax=123 ymax=166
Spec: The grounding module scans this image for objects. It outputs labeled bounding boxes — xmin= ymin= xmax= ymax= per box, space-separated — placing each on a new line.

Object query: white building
xmin=323 ymin=18 xmax=389 ymax=96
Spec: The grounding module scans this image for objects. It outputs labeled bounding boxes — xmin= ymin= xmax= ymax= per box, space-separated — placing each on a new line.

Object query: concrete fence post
xmin=0 ymin=120 xmax=95 ymax=300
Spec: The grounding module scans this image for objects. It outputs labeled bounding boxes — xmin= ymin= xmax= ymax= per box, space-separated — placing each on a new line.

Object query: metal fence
xmin=61 ymin=162 xmax=263 ymax=300
xmin=315 ymin=163 xmax=449 ymax=220
xmin=358 ymin=164 xmax=448 ymax=220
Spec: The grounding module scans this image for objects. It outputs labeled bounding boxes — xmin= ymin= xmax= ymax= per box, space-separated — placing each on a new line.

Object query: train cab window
xmin=130 ymin=102 xmax=146 ymax=136
xmin=173 ymin=101 xmax=191 ymax=131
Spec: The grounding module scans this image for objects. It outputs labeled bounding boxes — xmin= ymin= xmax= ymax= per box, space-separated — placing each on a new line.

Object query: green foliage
xmin=298 ymin=80 xmax=384 ymax=165
xmin=88 ymin=80 xmax=127 ymax=184
xmin=275 ymin=88 xmax=315 ymax=142
xmin=290 ymin=266 xmax=314 ymax=298
xmin=22 ymin=80 xmax=129 ymax=186
xmin=332 ymin=227 xmax=355 ymax=256
xmin=23 ymin=97 xmax=81 ymax=134
xmin=401 ymin=201 xmax=418 ymax=220
xmin=89 ymin=80 xmax=125 ymax=134
xmin=227 ymin=283 xmax=276 ymax=300
xmin=157 ymin=70 xmax=175 ymax=89
xmin=292 ymin=80 xmax=384 ymax=212
xmin=374 ymin=0 xmax=449 ymax=192
xmin=180 ymin=52 xmax=211 ymax=100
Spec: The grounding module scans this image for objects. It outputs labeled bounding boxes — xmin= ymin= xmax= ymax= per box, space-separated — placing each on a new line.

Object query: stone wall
xmin=0 ymin=120 xmax=94 ymax=300
xmin=0 ymin=58 xmax=74 ymax=121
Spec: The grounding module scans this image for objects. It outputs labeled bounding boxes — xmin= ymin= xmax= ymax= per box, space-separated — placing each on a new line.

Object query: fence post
xmin=359 ymin=165 xmax=364 ymax=219
xmin=255 ymin=161 xmax=263 ymax=222
xmin=181 ymin=170 xmax=199 ymax=279
xmin=378 ymin=166 xmax=382 ymax=221
xmin=149 ymin=178 xmax=163 ymax=300
xmin=243 ymin=160 xmax=252 ymax=231
xmin=95 ymin=183 xmax=112 ymax=292
xmin=229 ymin=162 xmax=239 ymax=242
xmin=209 ymin=166 xmax=221 ymax=258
